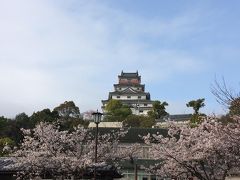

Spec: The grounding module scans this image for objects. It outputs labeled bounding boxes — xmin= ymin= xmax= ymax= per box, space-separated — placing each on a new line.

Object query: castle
xmin=102 ymin=71 xmax=154 ymax=115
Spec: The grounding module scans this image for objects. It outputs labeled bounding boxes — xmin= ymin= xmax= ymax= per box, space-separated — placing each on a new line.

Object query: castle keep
xmin=102 ymin=71 xmax=154 ymax=115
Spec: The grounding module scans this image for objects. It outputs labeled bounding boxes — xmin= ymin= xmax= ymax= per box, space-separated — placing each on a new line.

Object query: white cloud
xmin=0 ymin=0 xmax=206 ymax=117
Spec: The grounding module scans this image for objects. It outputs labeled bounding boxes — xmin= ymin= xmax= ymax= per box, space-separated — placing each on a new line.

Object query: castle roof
xmin=156 ymin=114 xmax=192 ymax=122
xmin=102 ymin=99 xmax=154 ymax=105
xmin=114 ymin=84 xmax=144 ymax=87
xmin=118 ymin=71 xmax=140 ymax=78
xmin=110 ymin=87 xmax=147 ymax=95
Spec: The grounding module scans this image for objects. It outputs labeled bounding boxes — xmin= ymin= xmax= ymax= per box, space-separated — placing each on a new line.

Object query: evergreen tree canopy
xmin=186 ymin=98 xmax=205 ymax=115
xmin=148 ymin=100 xmax=168 ymax=119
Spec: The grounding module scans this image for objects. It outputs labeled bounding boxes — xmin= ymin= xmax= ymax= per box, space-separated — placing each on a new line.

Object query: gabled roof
xmin=0 ymin=158 xmax=14 ymax=171
xmin=109 ymin=88 xmax=149 ymax=95
xmin=121 ymin=87 xmax=138 ymax=94
xmin=0 ymin=157 xmax=20 ymax=173
xmin=156 ymin=114 xmax=192 ymax=122
xmin=169 ymin=114 xmax=192 ymax=121
xmin=119 ymin=71 xmax=140 ymax=78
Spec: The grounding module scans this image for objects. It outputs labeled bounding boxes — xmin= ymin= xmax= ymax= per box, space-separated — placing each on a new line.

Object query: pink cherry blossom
xmin=144 ymin=116 xmax=240 ymax=180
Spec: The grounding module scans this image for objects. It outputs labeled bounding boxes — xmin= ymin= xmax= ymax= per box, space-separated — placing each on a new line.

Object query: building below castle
xmin=102 ymin=71 xmax=154 ymax=115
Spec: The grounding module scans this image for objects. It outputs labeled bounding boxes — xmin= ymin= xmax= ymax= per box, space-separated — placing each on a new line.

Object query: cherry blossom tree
xmin=9 ymin=122 xmax=139 ymax=179
xmin=144 ymin=116 xmax=240 ymax=180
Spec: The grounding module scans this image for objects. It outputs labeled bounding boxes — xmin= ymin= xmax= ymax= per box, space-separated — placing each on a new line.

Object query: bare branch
xmin=211 ymin=77 xmax=240 ymax=109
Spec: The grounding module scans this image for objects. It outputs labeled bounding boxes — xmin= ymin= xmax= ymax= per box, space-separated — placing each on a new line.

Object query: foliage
xmin=112 ymin=104 xmax=132 ymax=117
xmin=0 ymin=101 xmax=88 ymax=146
xmin=147 ymin=100 xmax=168 ymax=119
xmin=30 ymin=101 xmax=88 ymax=130
xmin=186 ymin=98 xmax=205 ymax=114
xmin=53 ymin=101 xmax=81 ymax=118
xmin=144 ymin=116 xmax=240 ymax=180
xmin=59 ymin=117 xmax=89 ymax=130
xmin=15 ymin=113 xmax=34 ymax=129
xmin=105 ymin=99 xmax=123 ymax=113
xmin=30 ymin=108 xmax=59 ymax=124
xmin=123 ymin=115 xmax=141 ymax=127
xmin=0 ymin=137 xmax=15 ymax=156
xmin=0 ymin=116 xmax=23 ymax=145
xmin=217 ymin=114 xmax=236 ymax=125
xmin=9 ymin=122 xmax=138 ymax=179
xmin=0 ymin=116 xmax=10 ymax=137
xmin=186 ymin=98 xmax=205 ymax=125
xmin=189 ymin=113 xmax=206 ymax=126
xmin=229 ymin=97 xmax=240 ymax=116
xmin=104 ymin=100 xmax=132 ymax=122
xmin=123 ymin=115 xmax=155 ymax=128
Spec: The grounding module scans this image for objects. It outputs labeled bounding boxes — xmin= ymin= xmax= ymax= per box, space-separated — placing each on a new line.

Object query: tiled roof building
xmin=102 ymin=71 xmax=154 ymax=115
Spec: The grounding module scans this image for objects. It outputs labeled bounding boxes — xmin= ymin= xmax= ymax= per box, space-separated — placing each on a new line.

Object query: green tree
xmin=9 ymin=113 xmax=35 ymax=144
xmin=123 ymin=115 xmax=155 ymax=128
xmin=217 ymin=114 xmax=236 ymax=125
xmin=54 ymin=101 xmax=89 ymax=130
xmin=0 ymin=116 xmax=10 ymax=137
xmin=30 ymin=109 xmax=59 ymax=124
xmin=112 ymin=104 xmax=132 ymax=117
xmin=105 ymin=99 xmax=123 ymax=113
xmin=104 ymin=100 xmax=132 ymax=122
xmin=186 ymin=98 xmax=205 ymax=115
xmin=139 ymin=116 xmax=155 ymax=128
xmin=186 ymin=98 xmax=205 ymax=125
xmin=148 ymin=100 xmax=168 ymax=119
xmin=0 ymin=116 xmax=22 ymax=145
xmin=123 ymin=115 xmax=141 ymax=127
xmin=53 ymin=101 xmax=80 ymax=118
xmin=229 ymin=97 xmax=240 ymax=116
xmin=0 ymin=137 xmax=15 ymax=156
xmin=15 ymin=112 xmax=34 ymax=129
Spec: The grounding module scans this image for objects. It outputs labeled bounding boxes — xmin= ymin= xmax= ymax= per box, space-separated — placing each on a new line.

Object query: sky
xmin=0 ymin=0 xmax=240 ymax=118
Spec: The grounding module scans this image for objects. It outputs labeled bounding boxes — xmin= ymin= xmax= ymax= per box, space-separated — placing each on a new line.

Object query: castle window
xmin=144 ymin=104 xmax=147 ymax=106
xmin=138 ymin=96 xmax=141 ymax=99
xmin=127 ymin=96 xmax=131 ymax=99
xmin=117 ymin=96 xmax=120 ymax=98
